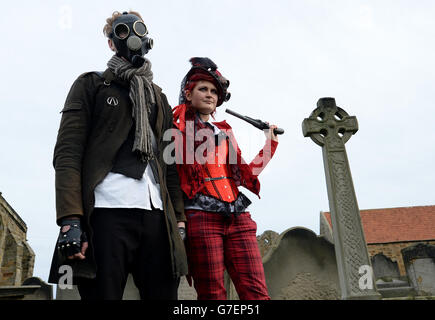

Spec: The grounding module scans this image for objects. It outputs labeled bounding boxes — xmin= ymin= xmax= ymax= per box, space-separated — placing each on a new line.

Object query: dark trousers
xmin=77 ymin=208 xmax=179 ymax=300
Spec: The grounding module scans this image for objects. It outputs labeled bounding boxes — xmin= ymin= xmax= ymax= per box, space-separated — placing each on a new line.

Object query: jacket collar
xmin=212 ymin=120 xmax=231 ymax=130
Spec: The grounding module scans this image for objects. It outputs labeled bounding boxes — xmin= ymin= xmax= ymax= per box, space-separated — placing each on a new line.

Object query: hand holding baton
xmin=225 ymin=109 xmax=284 ymax=135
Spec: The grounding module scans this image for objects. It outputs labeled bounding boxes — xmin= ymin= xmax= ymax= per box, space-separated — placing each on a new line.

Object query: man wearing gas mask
xmin=48 ymin=11 xmax=188 ymax=300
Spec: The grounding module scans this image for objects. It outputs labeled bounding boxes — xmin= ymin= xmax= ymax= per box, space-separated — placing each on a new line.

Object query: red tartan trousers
xmin=185 ymin=210 xmax=270 ymax=300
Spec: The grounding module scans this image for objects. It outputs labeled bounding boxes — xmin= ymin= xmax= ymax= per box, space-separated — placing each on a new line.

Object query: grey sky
xmin=0 ymin=0 xmax=434 ymax=284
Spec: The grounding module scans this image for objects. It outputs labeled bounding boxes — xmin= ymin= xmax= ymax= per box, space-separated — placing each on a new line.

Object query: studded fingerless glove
xmin=57 ymin=218 xmax=87 ymax=259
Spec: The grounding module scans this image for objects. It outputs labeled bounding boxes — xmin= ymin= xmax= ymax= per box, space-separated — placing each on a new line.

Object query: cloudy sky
xmin=0 ymin=0 xmax=434 ymax=284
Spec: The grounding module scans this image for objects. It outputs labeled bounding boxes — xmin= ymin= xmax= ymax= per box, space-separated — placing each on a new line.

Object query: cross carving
xmin=302 ymin=97 xmax=358 ymax=149
xmin=302 ymin=97 xmax=381 ymax=300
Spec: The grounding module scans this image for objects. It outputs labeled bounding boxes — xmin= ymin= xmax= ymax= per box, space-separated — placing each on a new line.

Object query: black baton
xmin=225 ymin=109 xmax=284 ymax=135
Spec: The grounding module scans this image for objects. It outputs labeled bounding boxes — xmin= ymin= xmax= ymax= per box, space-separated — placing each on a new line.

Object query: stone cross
xmin=302 ymin=97 xmax=381 ymax=300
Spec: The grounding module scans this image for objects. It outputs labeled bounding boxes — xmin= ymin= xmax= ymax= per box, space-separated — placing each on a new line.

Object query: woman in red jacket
xmin=172 ymin=57 xmax=278 ymax=300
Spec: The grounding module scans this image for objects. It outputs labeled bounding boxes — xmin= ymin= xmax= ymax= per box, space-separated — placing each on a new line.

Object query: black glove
xmin=57 ymin=218 xmax=87 ymax=259
xmin=179 ymin=227 xmax=186 ymax=241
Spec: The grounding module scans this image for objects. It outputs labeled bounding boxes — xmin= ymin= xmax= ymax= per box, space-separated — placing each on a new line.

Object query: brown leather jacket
xmin=49 ymin=70 xmax=187 ymax=283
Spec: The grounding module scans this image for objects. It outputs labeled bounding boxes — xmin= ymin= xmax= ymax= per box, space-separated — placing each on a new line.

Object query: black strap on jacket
xmin=101 ymin=69 xmax=115 ymax=86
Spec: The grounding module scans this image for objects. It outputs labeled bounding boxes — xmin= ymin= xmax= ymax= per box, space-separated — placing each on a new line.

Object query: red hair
xmin=184 ymin=72 xmax=219 ymax=94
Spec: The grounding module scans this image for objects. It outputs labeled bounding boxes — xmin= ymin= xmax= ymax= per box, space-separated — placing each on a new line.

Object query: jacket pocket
xmin=58 ymin=101 xmax=87 ymax=131
xmin=61 ymin=102 xmax=83 ymax=113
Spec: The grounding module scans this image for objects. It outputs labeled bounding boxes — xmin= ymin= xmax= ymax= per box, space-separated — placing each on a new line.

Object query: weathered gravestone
xmin=371 ymin=253 xmax=401 ymax=280
xmin=402 ymin=243 xmax=435 ymax=296
xmin=262 ymin=227 xmax=340 ymax=300
xmin=21 ymin=277 xmax=53 ymax=300
xmin=225 ymin=228 xmax=340 ymax=300
xmin=371 ymin=253 xmax=415 ymax=298
xmin=302 ymin=97 xmax=381 ymax=300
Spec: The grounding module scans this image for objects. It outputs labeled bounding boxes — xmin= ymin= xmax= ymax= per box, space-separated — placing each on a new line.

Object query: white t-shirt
xmin=94 ymin=119 xmax=218 ymax=211
xmin=207 ymin=121 xmax=221 ymax=134
xmin=94 ymin=164 xmax=163 ymax=210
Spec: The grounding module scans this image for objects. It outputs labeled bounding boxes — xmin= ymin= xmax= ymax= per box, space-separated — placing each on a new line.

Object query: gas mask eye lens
xmin=114 ymin=23 xmax=130 ymax=40
xmin=133 ymin=21 xmax=148 ymax=37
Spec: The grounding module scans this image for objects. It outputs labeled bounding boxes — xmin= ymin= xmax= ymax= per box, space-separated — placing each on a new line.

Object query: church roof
xmin=322 ymin=205 xmax=435 ymax=244
xmin=0 ymin=192 xmax=27 ymax=232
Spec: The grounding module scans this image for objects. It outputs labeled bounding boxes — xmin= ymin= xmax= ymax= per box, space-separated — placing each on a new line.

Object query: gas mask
xmin=109 ymin=12 xmax=154 ymax=67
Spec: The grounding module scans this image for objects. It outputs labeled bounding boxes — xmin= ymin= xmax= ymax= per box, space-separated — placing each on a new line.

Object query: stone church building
xmin=0 ymin=192 xmax=35 ymax=286
xmin=321 ymin=205 xmax=435 ymax=297
xmin=0 ymin=193 xmax=52 ymax=299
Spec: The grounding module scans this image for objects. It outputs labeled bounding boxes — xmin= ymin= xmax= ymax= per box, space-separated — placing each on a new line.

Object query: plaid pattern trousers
xmin=185 ymin=210 xmax=270 ymax=300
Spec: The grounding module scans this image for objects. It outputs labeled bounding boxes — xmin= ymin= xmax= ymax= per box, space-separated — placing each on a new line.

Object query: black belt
xmin=184 ymin=192 xmax=252 ymax=218
xmin=204 ymin=176 xmax=231 ymax=182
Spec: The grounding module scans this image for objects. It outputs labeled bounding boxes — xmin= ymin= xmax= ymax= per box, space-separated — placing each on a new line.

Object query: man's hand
xmin=57 ymin=217 xmax=88 ymax=260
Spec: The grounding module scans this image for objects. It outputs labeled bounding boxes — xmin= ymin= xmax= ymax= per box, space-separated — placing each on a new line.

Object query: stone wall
xmin=0 ymin=193 xmax=35 ymax=286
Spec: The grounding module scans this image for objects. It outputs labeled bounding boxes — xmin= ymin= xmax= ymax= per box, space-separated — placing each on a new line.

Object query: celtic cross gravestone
xmin=302 ymin=97 xmax=381 ymax=300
